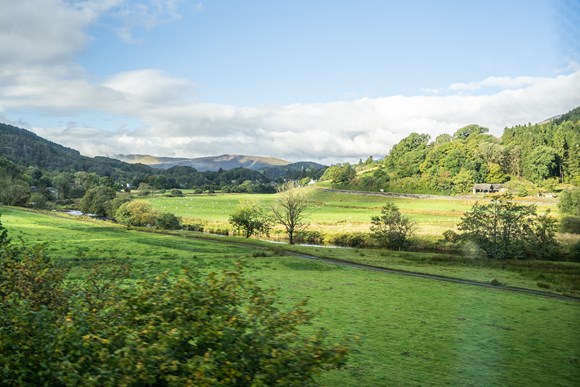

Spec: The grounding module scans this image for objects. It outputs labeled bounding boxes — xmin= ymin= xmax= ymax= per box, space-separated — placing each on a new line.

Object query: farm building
xmin=472 ymin=184 xmax=505 ymax=194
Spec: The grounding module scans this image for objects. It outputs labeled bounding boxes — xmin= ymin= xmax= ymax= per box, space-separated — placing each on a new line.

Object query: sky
xmin=1 ymin=0 xmax=579 ymax=164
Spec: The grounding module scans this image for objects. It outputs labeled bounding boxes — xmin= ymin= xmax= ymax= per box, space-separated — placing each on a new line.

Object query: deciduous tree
xmin=272 ymin=182 xmax=310 ymax=244
xmin=79 ymin=186 xmax=117 ymax=216
xmin=370 ymin=202 xmax=415 ymax=250
xmin=229 ymin=202 xmax=271 ymax=238
xmin=458 ymin=195 xmax=559 ymax=259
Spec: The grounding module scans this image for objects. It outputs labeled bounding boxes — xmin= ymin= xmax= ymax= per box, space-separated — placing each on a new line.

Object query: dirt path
xmin=281 ymin=249 xmax=580 ymax=303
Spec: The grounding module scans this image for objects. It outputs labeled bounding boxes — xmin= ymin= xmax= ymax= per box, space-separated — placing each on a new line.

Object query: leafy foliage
xmin=79 ymin=186 xmax=117 ymax=216
xmin=0 ymin=222 xmax=348 ymax=385
xmin=272 ymin=182 xmax=311 ymax=244
xmin=558 ymin=188 xmax=580 ymax=216
xmin=155 ymin=212 xmax=182 ymax=230
xmin=115 ymin=200 xmax=159 ymax=227
xmin=343 ymin=107 xmax=579 ymax=194
xmin=559 ymin=216 xmax=580 ymax=234
xmin=458 ymin=196 xmax=559 ymax=259
xmin=0 ymin=157 xmax=31 ymax=206
xmin=0 ymin=214 xmax=10 ymax=246
xmin=320 ymin=163 xmax=356 ymax=184
xmin=229 ymin=202 xmax=272 ymax=238
xmin=370 ymin=203 xmax=415 ymax=250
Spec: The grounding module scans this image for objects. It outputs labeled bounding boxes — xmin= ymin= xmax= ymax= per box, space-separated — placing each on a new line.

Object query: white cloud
xmin=1 ymin=1 xmax=579 ymax=164
xmin=0 ymin=0 xmax=91 ymax=65
xmin=22 ymin=70 xmax=579 ymax=163
xmin=448 ymin=75 xmax=538 ymax=92
xmin=104 ymin=70 xmax=194 ymax=104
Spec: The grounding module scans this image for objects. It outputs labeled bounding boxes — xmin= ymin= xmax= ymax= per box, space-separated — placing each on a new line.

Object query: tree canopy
xmin=457 ymin=196 xmax=559 ymax=260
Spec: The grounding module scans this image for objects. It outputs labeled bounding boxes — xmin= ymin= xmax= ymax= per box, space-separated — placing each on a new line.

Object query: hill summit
xmin=114 ymin=153 xmax=290 ymax=172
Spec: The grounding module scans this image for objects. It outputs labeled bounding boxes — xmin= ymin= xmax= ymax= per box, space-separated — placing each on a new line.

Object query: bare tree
xmin=272 ymin=182 xmax=310 ymax=244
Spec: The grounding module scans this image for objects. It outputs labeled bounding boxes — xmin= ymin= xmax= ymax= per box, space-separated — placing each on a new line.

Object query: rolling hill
xmin=114 ymin=153 xmax=291 ymax=171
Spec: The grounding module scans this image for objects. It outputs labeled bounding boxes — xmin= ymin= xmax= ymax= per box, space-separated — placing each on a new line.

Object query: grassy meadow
xmin=147 ymin=188 xmax=558 ymax=238
xmin=1 ymin=205 xmax=579 ymax=386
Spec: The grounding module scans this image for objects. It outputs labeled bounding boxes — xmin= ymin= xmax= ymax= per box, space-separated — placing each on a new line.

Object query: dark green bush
xmin=169 ymin=189 xmax=184 ymax=197
xmin=330 ymin=232 xmax=373 ymax=248
xmin=294 ymin=230 xmax=325 ymax=244
xmin=560 ymin=216 xmax=580 ymax=234
xmin=156 ymin=212 xmax=182 ymax=230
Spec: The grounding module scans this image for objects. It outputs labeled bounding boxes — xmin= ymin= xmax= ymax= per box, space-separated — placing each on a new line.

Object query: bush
xmin=442 ymin=229 xmax=460 ymax=243
xmin=563 ymin=240 xmax=580 ymax=262
xmin=184 ymin=223 xmax=205 ymax=232
xmin=79 ymin=186 xmax=117 ymax=216
xmin=330 ymin=232 xmax=372 ymax=248
xmin=370 ymin=203 xmax=415 ymax=250
xmin=458 ymin=195 xmax=559 ymax=260
xmin=229 ymin=202 xmax=271 ymax=238
xmin=560 ymin=216 xmax=580 ymax=234
xmin=294 ymin=230 xmax=325 ymax=244
xmin=0 ymin=223 xmax=348 ymax=385
xmin=28 ymin=192 xmax=49 ymax=209
xmin=114 ymin=200 xmax=158 ymax=227
xmin=169 ymin=189 xmax=184 ymax=197
xmin=156 ymin=212 xmax=182 ymax=230
xmin=558 ymin=188 xmax=580 ymax=216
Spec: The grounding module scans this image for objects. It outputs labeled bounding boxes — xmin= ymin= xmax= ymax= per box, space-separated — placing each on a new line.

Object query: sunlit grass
xmin=147 ymin=188 xmax=558 ymax=237
xmin=1 ymin=205 xmax=578 ymax=386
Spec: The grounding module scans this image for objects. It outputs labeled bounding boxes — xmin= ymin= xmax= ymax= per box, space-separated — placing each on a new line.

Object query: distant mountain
xmin=114 ymin=153 xmax=291 ymax=172
xmin=538 ymin=107 xmax=580 ymax=125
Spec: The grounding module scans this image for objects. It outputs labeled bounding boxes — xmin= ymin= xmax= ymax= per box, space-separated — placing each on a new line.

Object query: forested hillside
xmin=0 ymin=123 xmax=154 ymax=180
xmin=0 ymin=123 xmax=328 ymax=208
xmin=323 ymin=107 xmax=579 ymax=194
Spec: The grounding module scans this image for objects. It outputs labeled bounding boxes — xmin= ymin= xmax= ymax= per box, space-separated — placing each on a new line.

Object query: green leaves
xmin=1 ymin=234 xmax=347 ymax=385
xmin=229 ymin=201 xmax=271 ymax=238
xmin=370 ymin=202 xmax=415 ymax=250
xmin=458 ymin=195 xmax=559 ymax=260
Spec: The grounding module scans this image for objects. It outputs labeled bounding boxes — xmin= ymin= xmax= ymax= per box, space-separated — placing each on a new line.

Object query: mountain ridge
xmin=114 ymin=153 xmax=292 ymax=172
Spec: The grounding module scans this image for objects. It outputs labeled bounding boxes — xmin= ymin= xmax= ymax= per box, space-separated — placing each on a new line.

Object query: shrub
xmin=229 ymin=202 xmax=271 ymax=238
xmin=560 ymin=216 xmax=580 ymax=234
xmin=458 ymin=195 xmax=559 ymax=260
xmin=294 ymin=230 xmax=325 ymax=244
xmin=558 ymin=188 xmax=580 ymax=216
xmin=442 ymin=229 xmax=460 ymax=243
xmin=156 ymin=212 xmax=182 ymax=230
xmin=565 ymin=241 xmax=580 ymax=262
xmin=330 ymin=232 xmax=372 ymax=248
xmin=370 ymin=203 xmax=415 ymax=250
xmin=169 ymin=189 xmax=184 ymax=197
xmin=79 ymin=186 xmax=117 ymax=216
xmin=0 ymin=222 xmax=348 ymax=385
xmin=184 ymin=223 xmax=205 ymax=232
xmin=28 ymin=192 xmax=49 ymax=209
xmin=114 ymin=200 xmax=158 ymax=227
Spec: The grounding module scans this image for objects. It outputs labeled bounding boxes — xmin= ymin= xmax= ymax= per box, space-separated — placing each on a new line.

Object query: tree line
xmin=321 ymin=107 xmax=579 ymax=194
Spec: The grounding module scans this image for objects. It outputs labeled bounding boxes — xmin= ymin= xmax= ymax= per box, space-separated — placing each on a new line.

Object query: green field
xmin=147 ymin=188 xmax=558 ymax=237
xmin=1 ymin=206 xmax=579 ymax=386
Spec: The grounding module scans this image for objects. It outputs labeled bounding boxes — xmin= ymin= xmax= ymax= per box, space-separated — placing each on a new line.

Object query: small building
xmin=473 ymin=183 xmax=504 ymax=194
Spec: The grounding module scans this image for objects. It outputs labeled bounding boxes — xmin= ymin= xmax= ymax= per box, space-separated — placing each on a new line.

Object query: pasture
xmin=147 ymin=188 xmax=558 ymax=237
xmin=1 ymin=206 xmax=579 ymax=386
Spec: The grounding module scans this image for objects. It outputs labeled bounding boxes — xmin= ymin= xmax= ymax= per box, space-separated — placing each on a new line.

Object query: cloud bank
xmin=1 ymin=0 xmax=580 ymax=163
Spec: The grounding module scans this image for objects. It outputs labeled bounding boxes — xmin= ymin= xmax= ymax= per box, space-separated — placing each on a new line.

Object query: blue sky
xmin=1 ymin=0 xmax=579 ymax=162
